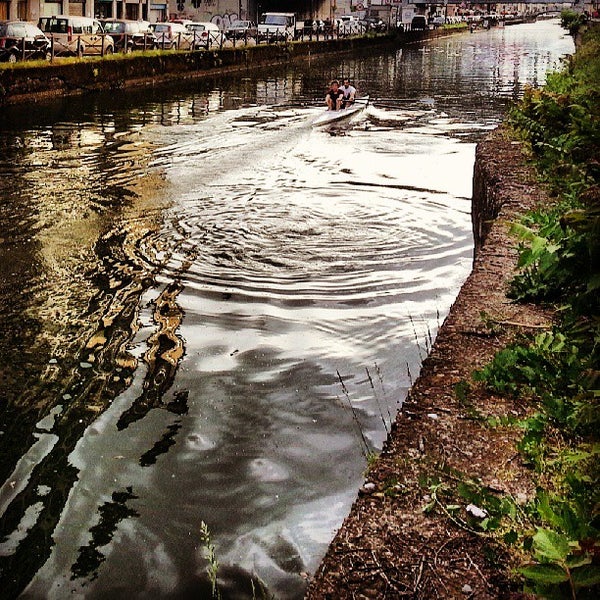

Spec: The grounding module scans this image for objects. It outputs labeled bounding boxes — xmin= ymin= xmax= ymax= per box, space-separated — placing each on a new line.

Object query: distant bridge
xmin=250 ymin=0 xmax=575 ymax=19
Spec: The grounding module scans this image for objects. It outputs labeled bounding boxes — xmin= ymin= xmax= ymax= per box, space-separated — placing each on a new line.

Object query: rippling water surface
xmin=0 ymin=21 xmax=573 ymax=599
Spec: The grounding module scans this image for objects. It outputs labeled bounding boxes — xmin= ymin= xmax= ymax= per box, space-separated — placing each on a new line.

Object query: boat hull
xmin=313 ymin=96 xmax=369 ymax=126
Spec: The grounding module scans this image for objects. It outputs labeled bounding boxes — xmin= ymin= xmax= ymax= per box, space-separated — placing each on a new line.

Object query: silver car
xmin=38 ymin=15 xmax=114 ymax=57
xmin=0 ymin=21 xmax=51 ymax=62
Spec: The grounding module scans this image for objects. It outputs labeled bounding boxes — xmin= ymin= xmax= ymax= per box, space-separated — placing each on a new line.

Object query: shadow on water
xmin=0 ymin=145 xmax=169 ymax=597
xmin=0 ymin=21 xmax=574 ymax=599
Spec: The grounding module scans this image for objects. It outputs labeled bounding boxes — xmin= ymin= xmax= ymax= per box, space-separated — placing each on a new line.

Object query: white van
xmin=38 ymin=15 xmax=114 ymax=56
xmin=257 ymin=13 xmax=297 ymax=41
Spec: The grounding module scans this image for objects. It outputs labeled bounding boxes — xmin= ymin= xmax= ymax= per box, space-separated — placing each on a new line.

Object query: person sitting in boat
xmin=340 ymin=78 xmax=356 ymax=108
xmin=326 ymin=80 xmax=344 ymax=111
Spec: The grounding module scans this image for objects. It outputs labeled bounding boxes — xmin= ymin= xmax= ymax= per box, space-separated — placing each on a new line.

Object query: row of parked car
xmin=225 ymin=15 xmax=366 ymax=41
xmin=0 ymin=16 xmax=233 ymax=62
xmin=0 ymin=14 xmax=381 ymax=64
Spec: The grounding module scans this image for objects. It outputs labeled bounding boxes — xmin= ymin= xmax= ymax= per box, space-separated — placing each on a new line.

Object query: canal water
xmin=0 ymin=20 xmax=573 ymax=599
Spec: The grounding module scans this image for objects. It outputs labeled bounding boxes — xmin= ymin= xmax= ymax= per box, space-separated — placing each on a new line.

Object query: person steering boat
xmin=340 ymin=78 xmax=356 ymax=108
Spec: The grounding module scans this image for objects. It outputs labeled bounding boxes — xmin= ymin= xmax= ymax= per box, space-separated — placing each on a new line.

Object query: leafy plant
xmin=508 ymin=26 xmax=600 ymax=318
xmin=520 ymin=528 xmax=600 ymax=599
xmin=464 ymin=26 xmax=600 ymax=598
xmin=560 ymin=10 xmax=588 ymax=37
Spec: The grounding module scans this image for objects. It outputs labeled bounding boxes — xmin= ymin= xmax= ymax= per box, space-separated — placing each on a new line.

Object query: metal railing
xmin=3 ymin=21 xmax=386 ymax=64
xmin=46 ymin=34 xmax=114 ymax=59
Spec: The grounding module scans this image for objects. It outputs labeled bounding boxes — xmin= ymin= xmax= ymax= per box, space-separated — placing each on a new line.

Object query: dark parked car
xmin=411 ymin=16 xmax=428 ymax=30
xmin=100 ymin=19 xmax=158 ymax=52
xmin=0 ymin=21 xmax=51 ymax=62
xmin=226 ymin=20 xmax=257 ymax=40
xmin=302 ymin=19 xmax=325 ymax=36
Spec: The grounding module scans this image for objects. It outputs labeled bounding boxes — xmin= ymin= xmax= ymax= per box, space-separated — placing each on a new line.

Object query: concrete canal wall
xmin=0 ymin=28 xmax=459 ymax=106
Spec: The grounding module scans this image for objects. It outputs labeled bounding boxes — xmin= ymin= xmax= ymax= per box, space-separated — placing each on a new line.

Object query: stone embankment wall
xmin=471 ymin=134 xmax=529 ymax=257
xmin=0 ymin=28 xmax=455 ymax=106
xmin=472 ymin=130 xmax=550 ymax=257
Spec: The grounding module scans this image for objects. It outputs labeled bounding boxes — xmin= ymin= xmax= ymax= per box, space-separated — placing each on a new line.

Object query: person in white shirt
xmin=340 ymin=78 xmax=356 ymax=108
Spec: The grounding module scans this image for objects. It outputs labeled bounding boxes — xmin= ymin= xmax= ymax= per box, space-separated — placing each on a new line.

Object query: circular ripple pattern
xmin=145 ymin=108 xmax=473 ymax=307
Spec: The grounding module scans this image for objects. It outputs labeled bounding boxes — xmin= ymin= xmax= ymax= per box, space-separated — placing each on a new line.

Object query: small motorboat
xmin=312 ymin=96 xmax=369 ymax=127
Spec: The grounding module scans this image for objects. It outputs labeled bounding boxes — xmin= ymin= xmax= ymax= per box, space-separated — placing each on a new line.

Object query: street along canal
xmin=0 ymin=20 xmax=573 ymax=599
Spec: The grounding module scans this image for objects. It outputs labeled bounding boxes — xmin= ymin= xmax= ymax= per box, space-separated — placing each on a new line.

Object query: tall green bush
xmin=561 ymin=10 xmax=588 ymax=36
xmin=474 ymin=23 xmax=600 ymax=598
xmin=508 ymin=25 xmax=600 ymax=318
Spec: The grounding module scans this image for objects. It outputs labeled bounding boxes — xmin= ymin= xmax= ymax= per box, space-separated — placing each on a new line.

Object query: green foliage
xmin=442 ymin=22 xmax=468 ymax=31
xmin=471 ymin=306 xmax=600 ymax=598
xmin=507 ymin=201 xmax=600 ymax=315
xmin=365 ymin=451 xmax=379 ymax=469
xmin=520 ymin=528 xmax=600 ymax=598
xmin=508 ymin=216 xmax=576 ymax=303
xmin=508 ymin=25 xmax=600 ymax=319
xmin=418 ymin=447 xmax=599 ymax=596
xmin=467 ymin=28 xmax=600 ymax=597
xmin=561 ymin=10 xmax=588 ymax=36
xmin=456 ymin=479 xmax=520 ymax=533
xmin=473 ymin=330 xmax=587 ymax=422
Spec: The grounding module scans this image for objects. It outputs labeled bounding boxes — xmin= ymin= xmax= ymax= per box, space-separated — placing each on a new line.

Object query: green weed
xmin=463 ymin=23 xmax=600 ymax=597
xmin=199 ymin=521 xmax=221 ymax=599
xmin=560 ymin=10 xmax=588 ymax=36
